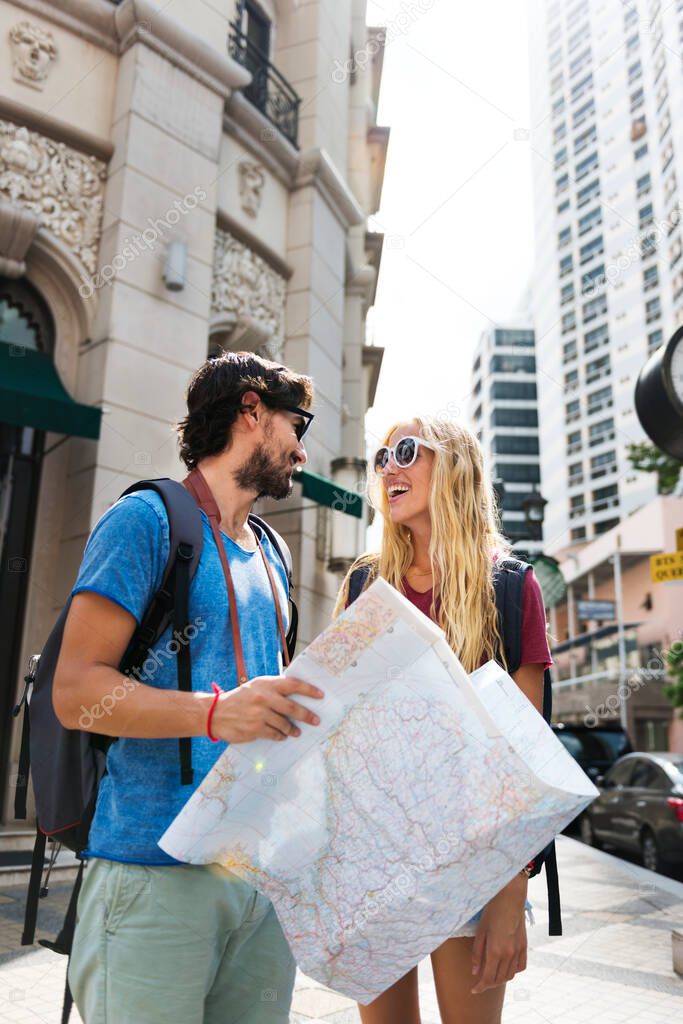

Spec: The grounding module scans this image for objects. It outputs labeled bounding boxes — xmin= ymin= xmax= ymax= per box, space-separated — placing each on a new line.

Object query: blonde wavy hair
xmin=333 ymin=415 xmax=511 ymax=672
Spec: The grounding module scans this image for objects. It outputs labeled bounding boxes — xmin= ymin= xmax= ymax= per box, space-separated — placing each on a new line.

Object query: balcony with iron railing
xmin=228 ymin=22 xmax=301 ymax=148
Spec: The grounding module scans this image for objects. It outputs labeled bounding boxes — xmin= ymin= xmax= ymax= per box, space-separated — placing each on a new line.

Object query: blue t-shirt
xmin=71 ymin=491 xmax=289 ymax=865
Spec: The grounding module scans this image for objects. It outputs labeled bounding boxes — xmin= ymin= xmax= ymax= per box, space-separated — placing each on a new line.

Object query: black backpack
xmin=347 ymin=556 xmax=562 ymax=936
xmin=12 ymin=478 xmax=299 ymax=962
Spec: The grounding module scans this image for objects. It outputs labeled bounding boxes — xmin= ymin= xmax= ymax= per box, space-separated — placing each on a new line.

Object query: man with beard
xmin=53 ymin=352 xmax=324 ymax=1023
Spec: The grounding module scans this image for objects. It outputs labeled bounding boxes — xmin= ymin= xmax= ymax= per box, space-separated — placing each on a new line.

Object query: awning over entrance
xmin=0 ymin=341 xmax=101 ymax=440
xmin=293 ymin=467 xmax=364 ymax=518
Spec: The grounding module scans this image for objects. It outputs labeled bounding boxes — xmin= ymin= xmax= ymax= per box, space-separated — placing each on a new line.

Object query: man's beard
xmin=234 ymin=442 xmax=293 ymax=500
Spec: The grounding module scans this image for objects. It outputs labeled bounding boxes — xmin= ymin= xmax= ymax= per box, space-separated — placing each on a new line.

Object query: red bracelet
xmin=207 ymin=682 xmax=222 ymax=742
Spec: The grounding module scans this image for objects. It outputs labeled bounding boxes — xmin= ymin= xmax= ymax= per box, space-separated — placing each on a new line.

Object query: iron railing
xmin=228 ymin=22 xmax=300 ymax=148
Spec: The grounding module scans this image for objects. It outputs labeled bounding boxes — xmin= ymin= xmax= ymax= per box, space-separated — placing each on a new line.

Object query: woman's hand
xmin=470 ymin=873 xmax=528 ymax=994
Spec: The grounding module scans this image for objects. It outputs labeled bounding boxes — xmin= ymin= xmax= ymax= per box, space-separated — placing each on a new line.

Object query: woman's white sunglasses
xmin=373 ymin=435 xmax=436 ymax=474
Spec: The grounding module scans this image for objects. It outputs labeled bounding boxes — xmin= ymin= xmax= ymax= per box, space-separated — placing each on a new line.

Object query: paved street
xmin=0 ymin=836 xmax=681 ymax=1023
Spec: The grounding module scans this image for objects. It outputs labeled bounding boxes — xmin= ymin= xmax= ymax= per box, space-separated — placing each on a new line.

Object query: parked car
xmin=552 ymin=722 xmax=633 ymax=783
xmin=579 ymin=752 xmax=683 ymax=872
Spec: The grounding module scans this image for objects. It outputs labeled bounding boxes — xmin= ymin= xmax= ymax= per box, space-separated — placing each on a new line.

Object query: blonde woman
xmin=334 ymin=415 xmax=552 ymax=1024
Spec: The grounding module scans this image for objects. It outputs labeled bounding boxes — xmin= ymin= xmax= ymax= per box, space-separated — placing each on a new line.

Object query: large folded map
xmin=160 ymin=577 xmax=598 ymax=1003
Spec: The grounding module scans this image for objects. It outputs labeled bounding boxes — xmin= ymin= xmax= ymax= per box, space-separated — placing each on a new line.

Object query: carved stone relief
xmin=9 ymin=21 xmax=57 ymax=91
xmin=0 ymin=121 xmax=107 ymax=275
xmin=237 ymin=160 xmax=265 ymax=218
xmin=211 ymin=227 xmax=285 ymax=360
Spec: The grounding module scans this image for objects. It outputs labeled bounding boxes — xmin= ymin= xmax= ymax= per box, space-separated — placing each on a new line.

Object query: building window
xmin=645 ymin=296 xmax=661 ymax=323
xmin=551 ymin=72 xmax=564 ymax=94
xmin=556 ymin=172 xmax=570 ymax=194
xmin=494 ymin=462 xmax=541 ymax=484
xmin=557 ymin=198 xmax=571 ymax=215
xmin=585 ymin=353 xmax=610 ymax=384
xmin=490 ymin=381 xmax=537 ymax=401
xmin=647 ymin=328 xmax=663 ymax=353
xmin=584 ymin=324 xmax=609 ymax=352
xmin=567 ymin=429 xmax=582 ymax=454
xmin=586 ymin=385 xmax=613 ymax=416
xmin=563 ymin=338 xmax=578 ymax=363
xmin=636 ymin=172 xmax=651 ymax=197
xmin=562 ymin=311 xmax=577 ymax=334
xmin=565 ymin=368 xmax=579 ymax=391
xmin=630 ymin=86 xmax=644 ymax=112
xmin=571 ymin=73 xmax=593 ymax=105
xmin=580 ymin=235 xmax=604 ymax=264
xmin=591 ymin=449 xmax=617 ymax=479
xmin=641 ymin=232 xmax=657 ymax=258
xmin=624 ymin=6 xmax=638 ymax=27
xmin=577 ymin=178 xmax=600 ymax=207
xmin=489 ymin=354 xmax=536 ymax=374
xmin=561 ymin=282 xmax=575 ymax=305
xmin=573 ymin=98 xmax=595 ymax=129
xmin=588 ymin=417 xmax=615 ymax=446
xmin=639 ymin=203 xmax=654 ymax=229
xmin=582 ymin=264 xmax=605 ymax=294
xmin=491 ymin=435 xmax=540 ymax=456
xmin=566 ymin=398 xmax=581 ymax=423
xmin=659 ymin=109 xmax=672 ymax=141
xmin=664 ymin=170 xmax=677 ymax=202
xmin=670 ymin=236 xmax=682 ymax=269
xmin=662 ymin=140 xmax=674 ymax=172
xmin=643 ymin=264 xmax=659 ymax=291
xmin=554 ymin=121 xmax=567 ymax=144
xmin=578 ymin=206 xmax=602 ymax=235
xmin=570 ymin=48 xmax=592 ymax=78
xmin=628 ymin=60 xmax=642 ymax=84
xmin=568 ymin=461 xmax=583 ymax=485
xmin=583 ymin=293 xmax=607 ymax=321
xmin=571 ymin=526 xmax=587 ymax=541
xmin=491 ymin=407 xmax=538 ymax=428
xmin=569 ymin=493 xmax=586 ymax=518
xmin=552 ymin=96 xmax=566 ymax=119
xmin=634 ymin=142 xmax=648 ymax=160
xmin=576 ymin=150 xmax=599 ymax=180
xmin=592 ymin=482 xmax=618 ymax=512
xmin=555 ymin=146 xmax=568 ymax=169
xmin=560 ymin=253 xmax=574 ymax=277
xmin=559 ymin=225 xmax=572 ymax=247
xmin=493 ymin=329 xmax=535 ymax=347
xmin=574 ymin=125 xmax=597 ymax=156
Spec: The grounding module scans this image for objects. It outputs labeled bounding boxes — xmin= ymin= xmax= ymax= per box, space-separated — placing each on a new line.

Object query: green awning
xmin=0 ymin=341 xmax=101 ymax=440
xmin=293 ymin=467 xmax=364 ymax=518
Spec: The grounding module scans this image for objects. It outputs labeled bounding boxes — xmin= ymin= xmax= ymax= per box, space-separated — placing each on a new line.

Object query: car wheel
xmin=580 ymin=814 xmax=601 ymax=848
xmin=641 ymin=829 xmax=661 ymax=872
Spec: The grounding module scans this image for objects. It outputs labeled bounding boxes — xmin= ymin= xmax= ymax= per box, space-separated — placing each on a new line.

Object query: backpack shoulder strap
xmin=492 ymin=557 xmax=530 ymax=675
xmin=248 ymin=514 xmax=298 ymax=660
xmin=347 ymin=560 xmax=378 ymax=606
xmin=118 ymin=479 xmax=204 ymax=673
xmin=118 ymin=479 xmax=204 ymax=785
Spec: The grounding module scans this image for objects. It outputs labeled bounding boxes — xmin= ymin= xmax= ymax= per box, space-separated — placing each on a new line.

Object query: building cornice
xmin=6 ymin=0 xmax=251 ymax=98
xmin=294 ymin=147 xmax=365 ymax=230
xmin=0 ymin=95 xmax=114 ymax=162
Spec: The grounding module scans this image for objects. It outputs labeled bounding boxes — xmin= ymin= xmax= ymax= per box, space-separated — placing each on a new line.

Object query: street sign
xmin=577 ymin=599 xmax=616 ymax=621
xmin=650 ymin=551 xmax=683 ymax=583
xmin=676 ymin=527 xmax=683 ymax=552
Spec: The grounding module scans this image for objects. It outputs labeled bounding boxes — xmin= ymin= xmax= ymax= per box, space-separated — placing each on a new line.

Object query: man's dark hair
xmin=177 ymin=351 xmax=314 ymax=469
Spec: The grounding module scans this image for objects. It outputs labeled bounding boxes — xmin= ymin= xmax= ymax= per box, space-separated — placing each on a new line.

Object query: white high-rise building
xmin=469 ymin=317 xmax=544 ymax=561
xmin=527 ymin=0 xmax=683 ymax=555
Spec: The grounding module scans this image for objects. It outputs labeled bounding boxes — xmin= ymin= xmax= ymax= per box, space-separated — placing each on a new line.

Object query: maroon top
xmin=400 ymin=568 xmax=553 ymax=669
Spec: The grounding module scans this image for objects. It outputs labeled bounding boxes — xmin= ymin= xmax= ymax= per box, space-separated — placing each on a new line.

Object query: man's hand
xmin=210 ymin=675 xmax=325 ymax=743
xmin=470 ymin=873 xmax=528 ymax=994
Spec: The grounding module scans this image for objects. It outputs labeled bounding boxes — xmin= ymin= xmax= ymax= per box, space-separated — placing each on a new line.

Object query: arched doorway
xmin=0 ymin=276 xmax=100 ymax=817
xmin=0 ymin=279 xmax=53 ymax=809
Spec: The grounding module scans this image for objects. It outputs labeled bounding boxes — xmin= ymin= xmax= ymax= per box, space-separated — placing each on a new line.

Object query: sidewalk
xmin=0 ymin=836 xmax=681 ymax=1023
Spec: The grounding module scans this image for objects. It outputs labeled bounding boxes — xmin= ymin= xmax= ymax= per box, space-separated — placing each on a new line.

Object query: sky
xmin=364 ymin=0 xmax=536 ymax=453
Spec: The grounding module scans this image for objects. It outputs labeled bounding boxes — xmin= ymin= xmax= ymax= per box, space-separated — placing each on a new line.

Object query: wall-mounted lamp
xmin=163 ymin=239 xmax=187 ymax=291
xmin=328 ymin=456 xmax=366 ymax=574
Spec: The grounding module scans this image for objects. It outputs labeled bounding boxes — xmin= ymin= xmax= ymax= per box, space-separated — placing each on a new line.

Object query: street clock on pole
xmin=635 ymin=326 xmax=683 ymax=460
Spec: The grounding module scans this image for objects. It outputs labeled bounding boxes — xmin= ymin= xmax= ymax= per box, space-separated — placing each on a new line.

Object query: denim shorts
xmin=450 ymin=899 xmax=534 ymax=938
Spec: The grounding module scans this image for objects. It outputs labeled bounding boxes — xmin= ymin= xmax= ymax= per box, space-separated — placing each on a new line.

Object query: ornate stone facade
xmin=0 ymin=121 xmax=107 ymax=275
xmin=8 ymin=21 xmax=57 ymax=91
xmin=211 ymin=227 xmax=286 ymax=359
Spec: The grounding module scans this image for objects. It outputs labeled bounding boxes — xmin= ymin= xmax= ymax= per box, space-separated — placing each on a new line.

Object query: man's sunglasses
xmin=241 ymin=399 xmax=314 ymax=442
xmin=373 ymin=435 xmax=436 ymax=474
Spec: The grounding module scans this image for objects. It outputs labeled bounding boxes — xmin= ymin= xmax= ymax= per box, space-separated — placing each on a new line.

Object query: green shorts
xmin=68 ymin=857 xmax=296 ymax=1024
